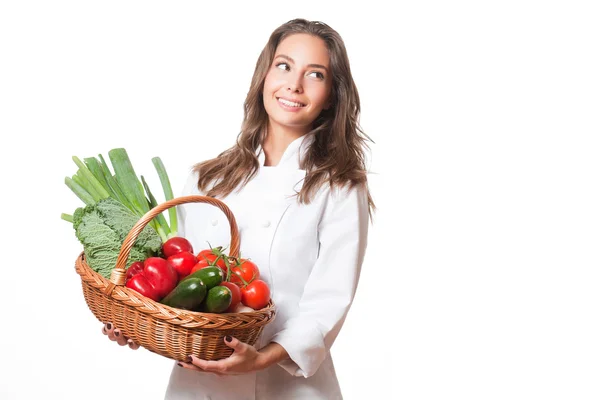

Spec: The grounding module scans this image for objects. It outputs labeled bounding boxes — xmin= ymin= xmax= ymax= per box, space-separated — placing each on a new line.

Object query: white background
xmin=1 ymin=1 xmax=599 ymax=399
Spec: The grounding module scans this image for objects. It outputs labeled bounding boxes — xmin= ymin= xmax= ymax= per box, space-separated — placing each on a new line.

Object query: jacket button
xmin=211 ymin=219 xmax=218 ymax=226
xmin=262 ymin=220 xmax=271 ymax=228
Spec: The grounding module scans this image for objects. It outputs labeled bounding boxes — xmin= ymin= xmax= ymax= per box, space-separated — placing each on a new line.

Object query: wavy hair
xmin=193 ymin=18 xmax=376 ymax=220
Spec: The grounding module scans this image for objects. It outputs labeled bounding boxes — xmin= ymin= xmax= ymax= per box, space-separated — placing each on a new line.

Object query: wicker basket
xmin=74 ymin=195 xmax=276 ymax=361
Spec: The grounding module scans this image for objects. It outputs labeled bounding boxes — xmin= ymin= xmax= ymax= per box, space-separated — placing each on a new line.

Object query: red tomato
xmin=162 ymin=237 xmax=193 ymax=258
xmin=241 ymin=279 xmax=270 ymax=310
xmin=196 ymin=249 xmax=230 ymax=276
xmin=230 ymin=259 xmax=260 ymax=287
xmin=197 ymin=250 xmax=227 ymax=268
xmin=197 ymin=248 xmax=220 ymax=261
xmin=167 ymin=251 xmax=197 ymax=279
xmin=220 ymin=281 xmax=242 ymax=312
xmin=189 ymin=259 xmax=210 ymax=275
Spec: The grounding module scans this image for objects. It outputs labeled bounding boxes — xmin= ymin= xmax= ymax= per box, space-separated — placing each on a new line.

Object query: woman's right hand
xmin=102 ymin=322 xmax=140 ymax=350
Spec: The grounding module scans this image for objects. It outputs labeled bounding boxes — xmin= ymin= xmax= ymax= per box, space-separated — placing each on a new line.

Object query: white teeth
xmin=278 ymin=98 xmax=304 ymax=107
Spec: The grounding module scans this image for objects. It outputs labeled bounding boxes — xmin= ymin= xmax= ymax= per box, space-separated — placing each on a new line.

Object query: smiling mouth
xmin=276 ymin=97 xmax=306 ymax=107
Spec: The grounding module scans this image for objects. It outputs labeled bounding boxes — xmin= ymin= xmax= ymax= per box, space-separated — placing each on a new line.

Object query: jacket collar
xmin=256 ymin=133 xmax=315 ymax=170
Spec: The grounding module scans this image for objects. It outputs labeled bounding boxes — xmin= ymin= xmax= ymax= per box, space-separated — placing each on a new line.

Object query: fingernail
xmin=225 ymin=335 xmax=232 ymax=342
xmin=106 ymin=323 xmax=112 ymax=330
xmin=186 ymin=355 xmax=193 ymax=363
xmin=177 ymin=362 xmax=183 ymax=367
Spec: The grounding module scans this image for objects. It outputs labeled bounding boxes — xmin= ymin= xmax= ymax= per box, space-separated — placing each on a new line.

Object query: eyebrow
xmin=274 ymin=54 xmax=329 ymax=73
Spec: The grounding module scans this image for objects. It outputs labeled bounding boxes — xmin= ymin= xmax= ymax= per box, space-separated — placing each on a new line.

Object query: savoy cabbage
xmin=73 ymin=197 xmax=162 ymax=278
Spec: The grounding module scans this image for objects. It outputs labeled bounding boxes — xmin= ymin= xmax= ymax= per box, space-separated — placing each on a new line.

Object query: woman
xmin=104 ymin=18 xmax=375 ymax=399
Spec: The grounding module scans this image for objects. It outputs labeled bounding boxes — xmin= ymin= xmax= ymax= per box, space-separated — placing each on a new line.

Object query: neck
xmin=262 ymin=120 xmax=310 ymax=166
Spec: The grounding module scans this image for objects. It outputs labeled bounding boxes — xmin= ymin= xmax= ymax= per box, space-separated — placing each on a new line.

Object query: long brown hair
xmin=193 ymin=18 xmax=376 ymax=219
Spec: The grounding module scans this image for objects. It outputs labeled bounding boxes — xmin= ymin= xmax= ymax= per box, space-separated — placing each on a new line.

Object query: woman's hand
xmin=102 ymin=322 xmax=140 ymax=350
xmin=178 ymin=336 xmax=264 ymax=376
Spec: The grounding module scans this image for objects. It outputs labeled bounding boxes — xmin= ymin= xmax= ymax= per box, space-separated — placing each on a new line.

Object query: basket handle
xmin=107 ymin=195 xmax=240 ymax=289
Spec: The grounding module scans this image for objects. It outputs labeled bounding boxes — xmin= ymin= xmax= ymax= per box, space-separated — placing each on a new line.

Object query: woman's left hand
xmin=178 ymin=336 xmax=264 ymax=376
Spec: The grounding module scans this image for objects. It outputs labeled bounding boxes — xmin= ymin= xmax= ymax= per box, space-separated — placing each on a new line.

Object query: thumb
xmin=223 ymin=335 xmax=244 ymax=352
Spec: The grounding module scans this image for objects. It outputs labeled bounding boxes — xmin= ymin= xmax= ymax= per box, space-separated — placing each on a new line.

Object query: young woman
xmin=103 ymin=18 xmax=375 ymax=399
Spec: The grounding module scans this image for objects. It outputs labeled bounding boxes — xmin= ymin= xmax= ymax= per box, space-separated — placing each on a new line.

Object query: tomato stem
xmin=237 ymin=272 xmax=250 ymax=287
xmin=224 ymin=256 xmax=232 ymax=281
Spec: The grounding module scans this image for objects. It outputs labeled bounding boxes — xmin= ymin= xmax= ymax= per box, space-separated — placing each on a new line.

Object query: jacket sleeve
xmin=269 ymin=183 xmax=370 ymax=378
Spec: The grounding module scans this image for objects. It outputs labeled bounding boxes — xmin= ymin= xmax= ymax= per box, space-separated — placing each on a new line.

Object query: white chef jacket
xmin=164 ymin=133 xmax=370 ymax=400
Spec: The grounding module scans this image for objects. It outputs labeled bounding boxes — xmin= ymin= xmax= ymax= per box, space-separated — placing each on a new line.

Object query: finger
xmin=102 ymin=322 xmax=113 ymax=336
xmin=177 ymin=362 xmax=202 ymax=372
xmin=187 ymin=355 xmax=227 ymax=373
xmin=127 ymin=339 xmax=140 ymax=350
xmin=113 ymin=329 xmax=128 ymax=346
xmin=104 ymin=323 xmax=117 ymax=341
xmin=223 ymin=335 xmax=246 ymax=353
xmin=177 ymin=362 xmax=224 ymax=377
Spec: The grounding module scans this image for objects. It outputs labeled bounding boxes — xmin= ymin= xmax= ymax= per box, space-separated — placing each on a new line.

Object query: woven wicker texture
xmin=74 ymin=195 xmax=276 ymax=361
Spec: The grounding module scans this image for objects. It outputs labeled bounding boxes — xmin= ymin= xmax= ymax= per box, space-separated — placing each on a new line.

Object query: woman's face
xmin=263 ymin=33 xmax=333 ymax=134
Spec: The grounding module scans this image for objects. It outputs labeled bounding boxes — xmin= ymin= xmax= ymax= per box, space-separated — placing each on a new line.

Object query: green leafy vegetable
xmin=152 ymin=157 xmax=178 ymax=234
xmin=141 ymin=175 xmax=172 ymax=240
xmin=108 ymin=149 xmax=149 ymax=216
xmin=73 ymin=198 xmax=162 ymax=278
xmin=63 ymin=148 xmax=180 ymax=276
xmin=64 ymin=177 xmax=95 ymax=206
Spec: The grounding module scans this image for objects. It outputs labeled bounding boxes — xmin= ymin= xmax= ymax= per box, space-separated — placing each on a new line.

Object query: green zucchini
xmin=161 ymin=278 xmax=207 ymax=310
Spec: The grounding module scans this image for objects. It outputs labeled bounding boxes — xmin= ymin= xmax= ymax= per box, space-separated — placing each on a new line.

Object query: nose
xmin=287 ymin=74 xmax=303 ymax=94
xmin=287 ymin=84 xmax=303 ymax=93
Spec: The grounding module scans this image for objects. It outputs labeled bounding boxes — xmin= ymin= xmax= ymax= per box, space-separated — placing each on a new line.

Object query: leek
xmin=108 ymin=148 xmax=149 ymax=216
xmin=152 ymin=157 xmax=177 ymax=234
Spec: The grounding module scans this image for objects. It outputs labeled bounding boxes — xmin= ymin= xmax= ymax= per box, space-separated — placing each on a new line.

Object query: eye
xmin=275 ymin=62 xmax=325 ymax=80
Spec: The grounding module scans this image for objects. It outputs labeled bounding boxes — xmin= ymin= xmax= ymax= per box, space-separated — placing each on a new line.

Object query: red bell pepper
xmin=126 ymin=261 xmax=144 ymax=281
xmin=125 ymin=257 xmax=178 ymax=302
